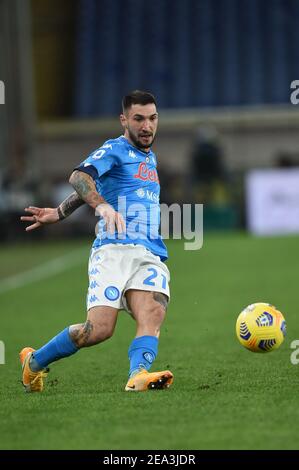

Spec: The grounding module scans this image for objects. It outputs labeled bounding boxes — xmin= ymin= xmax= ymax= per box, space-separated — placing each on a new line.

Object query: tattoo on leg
xmin=82 ymin=320 xmax=94 ymax=341
xmin=153 ymin=292 xmax=168 ymax=310
xmin=69 ymin=320 xmax=94 ymax=347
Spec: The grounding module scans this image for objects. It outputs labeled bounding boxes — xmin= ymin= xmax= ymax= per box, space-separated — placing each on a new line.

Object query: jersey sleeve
xmin=75 ymin=145 xmax=119 ymax=179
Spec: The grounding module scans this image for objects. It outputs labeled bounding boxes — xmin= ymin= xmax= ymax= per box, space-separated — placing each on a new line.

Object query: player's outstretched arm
xmin=69 ymin=170 xmax=125 ymax=234
xmin=20 ymin=191 xmax=85 ymax=231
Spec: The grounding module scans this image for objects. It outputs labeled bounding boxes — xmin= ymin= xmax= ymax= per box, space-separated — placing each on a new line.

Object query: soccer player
xmin=20 ymin=90 xmax=173 ymax=392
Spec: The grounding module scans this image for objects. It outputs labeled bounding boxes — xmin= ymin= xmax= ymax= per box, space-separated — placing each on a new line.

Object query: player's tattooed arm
xmin=69 ymin=170 xmax=126 ymax=234
xmin=69 ymin=170 xmax=106 ymax=209
xmin=57 ymin=191 xmax=85 ymax=220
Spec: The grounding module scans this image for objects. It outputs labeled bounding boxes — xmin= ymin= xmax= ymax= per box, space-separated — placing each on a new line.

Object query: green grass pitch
xmin=0 ymin=233 xmax=299 ymax=450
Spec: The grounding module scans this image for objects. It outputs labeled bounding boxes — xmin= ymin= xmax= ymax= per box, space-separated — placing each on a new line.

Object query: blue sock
xmin=128 ymin=335 xmax=158 ymax=377
xmin=31 ymin=327 xmax=78 ymax=370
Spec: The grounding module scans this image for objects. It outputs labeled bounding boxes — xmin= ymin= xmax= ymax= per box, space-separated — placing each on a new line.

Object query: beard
xmin=127 ymin=128 xmax=156 ymax=150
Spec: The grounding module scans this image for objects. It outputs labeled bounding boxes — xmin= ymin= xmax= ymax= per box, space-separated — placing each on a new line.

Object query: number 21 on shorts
xmin=143 ymin=268 xmax=167 ymax=289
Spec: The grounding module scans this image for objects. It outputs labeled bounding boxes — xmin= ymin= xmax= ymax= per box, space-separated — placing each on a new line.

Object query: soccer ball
xmin=236 ymin=302 xmax=286 ymax=353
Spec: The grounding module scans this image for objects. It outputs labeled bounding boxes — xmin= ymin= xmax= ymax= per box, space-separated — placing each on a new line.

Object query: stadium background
xmin=1 ymin=0 xmax=299 ymax=450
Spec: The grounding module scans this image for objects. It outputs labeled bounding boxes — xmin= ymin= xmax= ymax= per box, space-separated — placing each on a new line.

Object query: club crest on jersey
xmin=134 ymin=162 xmax=159 ymax=183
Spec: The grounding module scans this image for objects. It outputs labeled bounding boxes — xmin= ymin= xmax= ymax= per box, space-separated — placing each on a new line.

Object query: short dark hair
xmin=122 ymin=90 xmax=157 ymax=113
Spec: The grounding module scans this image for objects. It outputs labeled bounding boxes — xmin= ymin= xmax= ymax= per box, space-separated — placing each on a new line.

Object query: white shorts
xmin=87 ymin=244 xmax=170 ymax=313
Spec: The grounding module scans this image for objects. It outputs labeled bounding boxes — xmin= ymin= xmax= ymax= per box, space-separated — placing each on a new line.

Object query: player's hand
xmin=20 ymin=206 xmax=59 ymax=231
xmin=95 ymin=203 xmax=126 ymax=234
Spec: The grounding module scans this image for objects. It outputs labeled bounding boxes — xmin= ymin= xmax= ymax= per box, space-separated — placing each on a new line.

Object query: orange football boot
xmin=19 ymin=347 xmax=48 ymax=393
xmin=125 ymin=369 xmax=173 ymax=391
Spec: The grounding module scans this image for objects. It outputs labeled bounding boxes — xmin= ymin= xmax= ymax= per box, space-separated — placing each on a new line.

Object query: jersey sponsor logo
xmin=146 ymin=190 xmax=159 ymax=203
xmin=104 ymin=286 xmax=120 ymax=301
xmin=135 ymin=188 xmax=159 ymax=203
xmin=133 ymin=162 xmax=159 ymax=183
xmin=135 ymin=188 xmax=145 ymax=198
xmin=129 ymin=150 xmax=137 ymax=159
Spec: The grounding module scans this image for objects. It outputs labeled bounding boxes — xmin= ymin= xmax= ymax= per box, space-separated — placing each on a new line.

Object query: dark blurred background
xmin=1 ymin=0 xmax=299 ymax=241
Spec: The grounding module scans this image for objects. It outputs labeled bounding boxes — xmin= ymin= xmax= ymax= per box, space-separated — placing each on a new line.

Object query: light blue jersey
xmin=76 ymin=135 xmax=168 ymax=261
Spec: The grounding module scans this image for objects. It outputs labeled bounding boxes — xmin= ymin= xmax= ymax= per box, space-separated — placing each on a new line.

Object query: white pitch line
xmin=0 ymin=248 xmax=87 ymax=295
